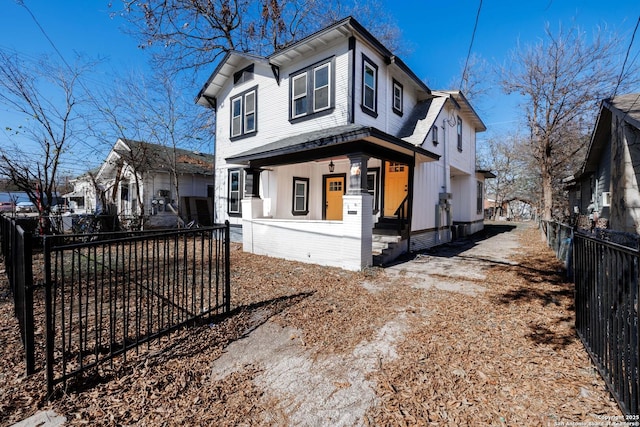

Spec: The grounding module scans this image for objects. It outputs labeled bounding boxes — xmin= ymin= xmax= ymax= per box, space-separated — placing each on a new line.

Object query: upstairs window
xmin=230 ymin=86 xmax=258 ymax=139
xmin=361 ymin=56 xmax=378 ymax=117
xmin=477 ymin=181 xmax=483 ymax=215
xmin=392 ymin=79 xmax=403 ymax=116
xmin=292 ymin=73 xmax=308 ymax=118
xmin=432 ymin=125 xmax=439 ymax=146
xmin=289 ymin=58 xmax=334 ymax=122
xmin=244 ymin=91 xmax=255 ymax=133
xmin=314 ymin=63 xmax=330 ymax=111
xmin=457 ymin=116 xmax=463 ymax=151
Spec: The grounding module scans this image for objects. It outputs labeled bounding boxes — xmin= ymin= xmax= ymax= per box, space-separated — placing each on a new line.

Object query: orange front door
xmin=383 ymin=161 xmax=408 ymax=216
xmin=325 ymin=176 xmax=345 ymax=220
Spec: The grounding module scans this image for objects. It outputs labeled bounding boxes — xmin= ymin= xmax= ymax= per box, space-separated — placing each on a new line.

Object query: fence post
xmin=224 ymin=220 xmax=231 ymax=313
xmin=19 ymin=227 xmax=36 ymax=375
xmin=43 ymin=236 xmax=55 ymax=398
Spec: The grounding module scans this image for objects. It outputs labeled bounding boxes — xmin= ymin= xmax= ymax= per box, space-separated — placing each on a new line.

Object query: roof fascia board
xmin=195 ymin=51 xmax=269 ymax=105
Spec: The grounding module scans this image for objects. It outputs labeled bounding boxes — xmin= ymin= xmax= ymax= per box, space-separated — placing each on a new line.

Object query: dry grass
xmin=0 ymin=223 xmax=621 ymax=426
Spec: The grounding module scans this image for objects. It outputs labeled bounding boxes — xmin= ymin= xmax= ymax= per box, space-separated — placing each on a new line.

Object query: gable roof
xmin=195 ymin=51 xmax=269 ymax=108
xmin=397 ymin=91 xmax=485 ymax=146
xmin=195 ymin=16 xmax=431 ymax=106
xmin=606 ymin=93 xmax=640 ymax=129
xmin=579 ymin=93 xmax=640 ymax=178
xmin=102 ymin=139 xmax=214 ymax=177
xmin=432 ymin=90 xmax=487 ymax=132
xmin=398 ymin=97 xmax=447 ymax=145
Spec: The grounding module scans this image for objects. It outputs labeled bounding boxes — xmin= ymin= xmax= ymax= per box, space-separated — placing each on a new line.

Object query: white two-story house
xmin=196 ymin=17 xmax=487 ymax=270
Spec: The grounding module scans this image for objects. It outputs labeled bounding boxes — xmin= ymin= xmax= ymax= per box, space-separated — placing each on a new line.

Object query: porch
xmin=229 ymin=125 xmax=438 ymax=271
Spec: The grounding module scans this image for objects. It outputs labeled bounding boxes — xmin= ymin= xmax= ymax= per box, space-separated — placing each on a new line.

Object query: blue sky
xmin=1 ymin=0 xmax=639 ymax=175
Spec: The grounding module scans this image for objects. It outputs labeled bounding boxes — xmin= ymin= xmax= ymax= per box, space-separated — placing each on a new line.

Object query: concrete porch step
xmin=372 ymin=230 xmax=407 ymax=265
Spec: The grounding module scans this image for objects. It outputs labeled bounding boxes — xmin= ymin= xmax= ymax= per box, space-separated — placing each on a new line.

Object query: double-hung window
xmin=292 ymin=177 xmax=309 ymax=215
xmin=230 ymin=86 xmax=258 ymax=139
xmin=314 ymin=63 xmax=330 ymax=111
xmin=477 ymin=181 xmax=484 ymax=215
xmin=244 ymin=91 xmax=255 ymax=133
xmin=228 ymin=169 xmax=243 ymax=215
xmin=292 ymin=74 xmax=308 ymax=118
xmin=361 ymin=55 xmax=378 ymax=117
xmin=457 ymin=116 xmax=463 ymax=151
xmin=289 ymin=58 xmax=334 ymax=122
xmin=392 ymin=79 xmax=403 ymax=116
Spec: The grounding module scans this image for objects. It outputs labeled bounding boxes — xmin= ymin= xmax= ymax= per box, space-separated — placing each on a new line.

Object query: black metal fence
xmin=0 ymin=217 xmax=231 ymax=398
xmin=540 ymin=220 xmax=574 ymax=274
xmin=573 ymin=231 xmax=639 ymax=416
xmin=542 ymin=220 xmax=639 ymax=415
xmin=0 ymin=216 xmax=37 ymax=374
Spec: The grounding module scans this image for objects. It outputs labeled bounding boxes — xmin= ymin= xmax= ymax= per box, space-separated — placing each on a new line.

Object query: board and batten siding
xmin=411 ymin=161 xmax=444 ymax=232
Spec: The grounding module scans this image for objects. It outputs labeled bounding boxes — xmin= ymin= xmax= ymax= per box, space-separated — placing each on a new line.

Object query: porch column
xmin=344 ymin=153 xmax=372 ymax=269
xmin=347 ymin=153 xmax=369 ymax=195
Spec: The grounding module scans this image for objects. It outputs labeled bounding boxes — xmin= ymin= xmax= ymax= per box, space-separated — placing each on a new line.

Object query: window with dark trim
xmin=230 ymin=86 xmax=258 ymax=140
xmin=367 ymin=167 xmax=380 ymax=212
xmin=392 ymin=79 xmax=403 ymax=116
xmin=457 ymin=116 xmax=463 ymax=151
xmin=292 ymin=177 xmax=309 ymax=215
xmin=289 ymin=58 xmax=335 ymax=122
xmin=432 ymin=125 xmax=439 ymax=146
xmin=228 ymin=169 xmax=243 ymax=215
xmin=361 ymin=55 xmax=378 ymax=117
xmin=234 ymin=64 xmax=254 ymax=85
xmin=477 ymin=181 xmax=483 ymax=215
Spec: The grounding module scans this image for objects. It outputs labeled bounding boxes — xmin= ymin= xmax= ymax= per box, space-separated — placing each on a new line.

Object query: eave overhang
xmin=195 ymin=51 xmax=269 ymax=107
xmin=225 ymin=125 xmax=439 ymax=169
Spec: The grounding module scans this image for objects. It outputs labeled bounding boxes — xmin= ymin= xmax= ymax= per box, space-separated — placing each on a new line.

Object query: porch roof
xmin=225 ymin=124 xmax=440 ymax=168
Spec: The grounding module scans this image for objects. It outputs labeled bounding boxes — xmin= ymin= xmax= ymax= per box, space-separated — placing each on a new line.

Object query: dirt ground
xmin=0 ymin=221 xmax=622 ymax=426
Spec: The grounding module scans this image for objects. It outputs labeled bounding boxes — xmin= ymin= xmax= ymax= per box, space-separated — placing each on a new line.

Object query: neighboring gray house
xmin=568 ymin=93 xmax=640 ymax=233
xmin=65 ymin=138 xmax=215 ymax=226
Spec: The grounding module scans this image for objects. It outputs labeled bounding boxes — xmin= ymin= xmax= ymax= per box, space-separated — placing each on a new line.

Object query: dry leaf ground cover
xmin=0 ymin=221 xmax=623 ymax=426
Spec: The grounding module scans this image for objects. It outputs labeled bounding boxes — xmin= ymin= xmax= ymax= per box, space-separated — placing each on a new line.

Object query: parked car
xmin=50 ymin=204 xmax=70 ymax=214
xmin=0 ymin=201 xmax=14 ymax=212
xmin=16 ymin=201 xmax=36 ymax=213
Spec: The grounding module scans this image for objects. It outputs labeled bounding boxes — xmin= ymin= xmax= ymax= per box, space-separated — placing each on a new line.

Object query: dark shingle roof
xmin=119 ymin=139 xmax=214 ymax=175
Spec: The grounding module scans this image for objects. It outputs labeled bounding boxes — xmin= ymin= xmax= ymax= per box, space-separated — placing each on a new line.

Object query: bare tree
xmin=449 ymin=53 xmax=492 ymax=106
xmin=479 ymin=133 xmax=538 ymax=220
xmin=111 ymin=0 xmax=403 ymax=78
xmin=91 ymin=69 xmax=211 ymax=225
xmin=0 ymin=50 xmax=94 ymax=231
xmin=500 ymin=23 xmax=639 ymax=220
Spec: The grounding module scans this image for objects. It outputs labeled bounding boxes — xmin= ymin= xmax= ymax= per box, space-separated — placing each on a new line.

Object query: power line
xmin=459 ymin=0 xmax=483 ymax=91
xmin=611 ymin=15 xmax=640 ymax=100
xmin=10 ymin=1 xmax=115 ymax=172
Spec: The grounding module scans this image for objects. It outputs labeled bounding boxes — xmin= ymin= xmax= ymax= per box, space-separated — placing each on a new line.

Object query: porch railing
xmin=393 ymin=195 xmax=409 ymax=235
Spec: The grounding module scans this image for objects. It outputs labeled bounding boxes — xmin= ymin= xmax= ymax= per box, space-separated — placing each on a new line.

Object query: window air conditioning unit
xmin=602 ymin=192 xmax=611 ymax=207
xmin=158 ymin=189 xmax=170 ymax=198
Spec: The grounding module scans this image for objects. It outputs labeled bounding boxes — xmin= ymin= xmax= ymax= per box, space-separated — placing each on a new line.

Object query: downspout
xmin=441 ymin=117 xmax=448 ymax=241
xmin=407 ymin=151 xmax=415 ymax=253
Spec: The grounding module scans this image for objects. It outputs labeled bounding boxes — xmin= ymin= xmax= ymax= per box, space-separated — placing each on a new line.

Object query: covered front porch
xmin=228 ymin=125 xmax=439 ymax=270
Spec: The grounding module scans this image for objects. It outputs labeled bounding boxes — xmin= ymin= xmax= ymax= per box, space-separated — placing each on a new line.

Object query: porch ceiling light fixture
xmin=329 ymin=160 xmax=335 ymax=173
